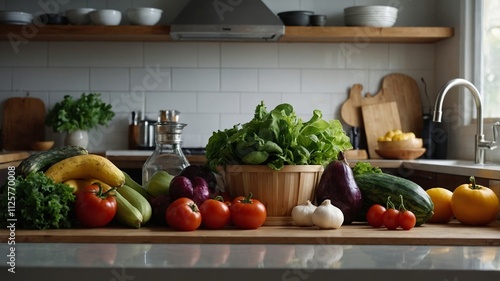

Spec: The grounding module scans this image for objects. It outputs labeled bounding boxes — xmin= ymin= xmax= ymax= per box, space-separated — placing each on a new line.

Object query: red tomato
xmin=366 ymin=204 xmax=386 ymax=228
xmin=229 ymin=193 xmax=267 ymax=229
xmin=75 ymin=183 xmax=117 ymax=228
xmin=382 ymin=208 xmax=400 ymax=230
xmin=166 ymin=197 xmax=202 ymax=231
xmin=199 ymin=198 xmax=231 ymax=229
xmin=399 ymin=210 xmax=416 ymax=230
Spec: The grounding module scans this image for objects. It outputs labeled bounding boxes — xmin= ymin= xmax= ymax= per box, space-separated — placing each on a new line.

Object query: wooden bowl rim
xmin=375 ymin=147 xmax=426 ymax=160
xmin=224 ymin=164 xmax=324 ymax=173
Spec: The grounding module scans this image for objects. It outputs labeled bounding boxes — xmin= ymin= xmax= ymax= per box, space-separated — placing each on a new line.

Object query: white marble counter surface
xmin=1 ymin=243 xmax=499 ymax=281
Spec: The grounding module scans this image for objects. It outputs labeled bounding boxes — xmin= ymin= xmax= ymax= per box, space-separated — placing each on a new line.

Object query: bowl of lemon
xmin=376 ymin=129 xmax=425 ymax=159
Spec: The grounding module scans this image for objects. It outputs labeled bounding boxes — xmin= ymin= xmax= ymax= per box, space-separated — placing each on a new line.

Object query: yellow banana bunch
xmin=45 ymin=154 xmax=125 ymax=187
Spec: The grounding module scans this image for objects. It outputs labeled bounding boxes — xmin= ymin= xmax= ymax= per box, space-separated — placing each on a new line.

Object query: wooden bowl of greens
xmin=205 ymin=102 xmax=352 ymax=225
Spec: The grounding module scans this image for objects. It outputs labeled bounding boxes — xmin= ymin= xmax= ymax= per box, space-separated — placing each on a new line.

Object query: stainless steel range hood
xmin=170 ymin=0 xmax=284 ymax=41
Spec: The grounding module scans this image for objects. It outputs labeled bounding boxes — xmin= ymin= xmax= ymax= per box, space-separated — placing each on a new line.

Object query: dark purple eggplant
xmin=169 ymin=176 xmax=194 ymax=201
xmin=191 ymin=176 xmax=210 ymax=207
xmin=179 ymin=165 xmax=218 ymax=195
xmin=315 ymin=152 xmax=362 ymax=224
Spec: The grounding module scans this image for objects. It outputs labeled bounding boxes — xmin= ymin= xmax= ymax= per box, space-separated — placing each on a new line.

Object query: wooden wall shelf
xmin=0 ymin=25 xmax=453 ymax=43
xmin=281 ymin=26 xmax=454 ymax=43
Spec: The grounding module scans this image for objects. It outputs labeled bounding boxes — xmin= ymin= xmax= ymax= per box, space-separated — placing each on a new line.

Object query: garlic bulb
xmin=291 ymin=200 xmax=317 ymax=226
xmin=311 ymin=199 xmax=344 ymax=229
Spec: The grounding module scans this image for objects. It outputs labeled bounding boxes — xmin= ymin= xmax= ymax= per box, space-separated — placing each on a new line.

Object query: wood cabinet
xmin=0 ymin=25 xmax=453 ymax=43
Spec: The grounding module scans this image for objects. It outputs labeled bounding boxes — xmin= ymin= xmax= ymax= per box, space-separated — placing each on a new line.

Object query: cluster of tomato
xmin=165 ymin=193 xmax=267 ymax=231
xmin=365 ymin=196 xmax=416 ymax=230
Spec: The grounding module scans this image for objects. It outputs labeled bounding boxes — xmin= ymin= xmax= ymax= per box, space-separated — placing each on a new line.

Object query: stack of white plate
xmin=0 ymin=11 xmax=33 ymax=25
xmin=344 ymin=5 xmax=398 ymax=27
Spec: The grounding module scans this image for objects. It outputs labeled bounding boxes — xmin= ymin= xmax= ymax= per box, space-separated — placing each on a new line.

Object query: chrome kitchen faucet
xmin=432 ymin=78 xmax=499 ymax=164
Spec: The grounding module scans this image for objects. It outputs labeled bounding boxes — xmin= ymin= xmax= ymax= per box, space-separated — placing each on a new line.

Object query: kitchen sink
xmin=407 ymin=159 xmax=500 ymax=168
xmin=403 ymin=159 xmax=500 ymax=179
xmin=350 ymin=158 xmax=499 ymax=180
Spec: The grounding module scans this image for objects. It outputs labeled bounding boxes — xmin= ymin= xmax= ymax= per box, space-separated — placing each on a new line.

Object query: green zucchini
xmin=123 ymin=171 xmax=151 ymax=200
xmin=354 ymin=173 xmax=434 ymax=226
xmin=17 ymin=145 xmax=88 ymax=178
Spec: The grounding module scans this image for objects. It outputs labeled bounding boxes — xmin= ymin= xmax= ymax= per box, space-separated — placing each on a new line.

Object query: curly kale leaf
xmin=0 ymin=172 xmax=75 ymax=229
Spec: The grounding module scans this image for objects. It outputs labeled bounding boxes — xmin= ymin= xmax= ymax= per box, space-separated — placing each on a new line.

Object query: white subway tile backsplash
xmin=130 ymin=66 xmax=171 ymax=93
xmin=0 ymin=42 xmax=48 ymax=66
xmin=302 ymin=69 xmax=368 ymax=93
xmin=182 ymin=113 xmax=221 ymax=135
xmin=279 ymin=43 xmax=345 ymax=69
xmin=13 ymin=67 xmax=89 ymax=91
xmin=198 ymin=92 xmax=240 ymax=113
xmin=90 ymin=68 xmax=130 ymax=91
xmin=0 ymin=68 xmax=12 ymax=90
xmin=144 ymin=92 xmax=197 ymax=114
xmin=221 ymin=43 xmax=279 ymax=68
xmin=221 ymin=69 xmax=258 ymax=92
xmin=298 ymin=0 xmax=351 ymax=26
xmin=220 ymin=113 xmax=254 ymax=130
xmin=0 ymin=0 xmax=444 ymax=153
xmin=263 ymin=0 xmax=300 ymax=13
xmin=259 ymin=69 xmax=300 ymax=92
xmin=183 ymin=133 xmax=203 ymax=148
xmin=345 ymin=44 xmax=389 ymax=69
xmin=145 ymin=42 xmax=198 ymax=67
xmin=49 ymin=42 xmax=143 ymax=67
xmin=389 ymin=44 xmax=435 ymax=70
xmin=110 ymin=92 xmax=144 ymax=113
xmin=282 ymin=93 xmax=332 ymax=116
xmin=172 ymin=68 xmax=220 ymax=91
xmin=240 ymin=93 xmax=282 ymax=113
xmin=198 ymin=43 xmax=221 ymax=68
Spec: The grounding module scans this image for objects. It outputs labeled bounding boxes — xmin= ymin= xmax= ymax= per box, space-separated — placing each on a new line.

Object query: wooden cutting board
xmin=2 ymin=97 xmax=46 ymax=150
xmin=361 ymin=101 xmax=402 ymax=159
xmin=3 ymin=220 xmax=499 ymax=246
xmin=340 ymin=73 xmax=423 ymax=134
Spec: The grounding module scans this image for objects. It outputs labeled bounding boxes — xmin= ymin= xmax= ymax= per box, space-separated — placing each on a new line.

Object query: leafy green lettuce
xmin=352 ymin=161 xmax=383 ymax=176
xmin=206 ymin=102 xmax=352 ymax=171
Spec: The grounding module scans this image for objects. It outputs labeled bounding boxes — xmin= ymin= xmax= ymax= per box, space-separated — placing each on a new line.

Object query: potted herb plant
xmin=45 ymin=93 xmax=114 ymax=149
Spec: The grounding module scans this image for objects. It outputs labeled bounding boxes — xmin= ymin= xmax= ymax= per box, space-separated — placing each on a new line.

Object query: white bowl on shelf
xmin=344 ymin=5 xmax=398 ymax=27
xmin=65 ymin=8 xmax=95 ymax=25
xmin=126 ymin=7 xmax=162 ymax=26
xmin=0 ymin=11 xmax=33 ymax=25
xmin=89 ymin=9 xmax=122 ymax=26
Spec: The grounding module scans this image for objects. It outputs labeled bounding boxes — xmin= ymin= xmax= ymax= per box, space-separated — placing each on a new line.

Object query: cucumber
xmin=116 ymin=184 xmax=152 ymax=225
xmin=115 ymin=191 xmax=143 ymax=229
xmin=17 ymin=146 xmax=88 ymax=178
xmin=354 ymin=173 xmax=434 ymax=226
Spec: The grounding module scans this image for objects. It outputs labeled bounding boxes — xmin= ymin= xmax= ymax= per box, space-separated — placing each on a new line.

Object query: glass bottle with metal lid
xmin=142 ymin=118 xmax=189 ymax=189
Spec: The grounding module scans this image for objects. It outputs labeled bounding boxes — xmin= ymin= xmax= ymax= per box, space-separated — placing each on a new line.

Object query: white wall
xmin=1 ymin=0 xmax=441 ymax=153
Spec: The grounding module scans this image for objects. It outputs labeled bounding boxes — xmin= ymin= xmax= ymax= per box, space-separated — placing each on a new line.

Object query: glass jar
xmin=142 ymin=122 xmax=189 ymax=188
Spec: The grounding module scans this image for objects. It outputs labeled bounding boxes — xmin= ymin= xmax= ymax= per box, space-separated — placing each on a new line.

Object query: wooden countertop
xmin=3 ymin=220 xmax=499 ymax=246
xmin=0 ymin=151 xmax=30 ymax=169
